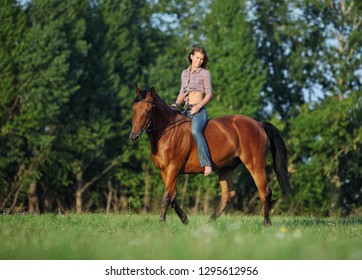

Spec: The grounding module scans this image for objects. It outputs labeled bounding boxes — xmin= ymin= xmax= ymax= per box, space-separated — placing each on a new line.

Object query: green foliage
xmin=205 ymin=0 xmax=266 ymax=118
xmin=0 ymin=0 xmax=361 ymax=216
xmin=284 ymin=0 xmax=362 ymax=215
xmin=0 ymin=0 xmax=27 ymax=180
xmin=289 ymin=95 xmax=362 ymax=215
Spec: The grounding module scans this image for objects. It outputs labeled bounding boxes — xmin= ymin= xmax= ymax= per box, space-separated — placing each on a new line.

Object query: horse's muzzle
xmin=129 ymin=131 xmax=141 ymax=143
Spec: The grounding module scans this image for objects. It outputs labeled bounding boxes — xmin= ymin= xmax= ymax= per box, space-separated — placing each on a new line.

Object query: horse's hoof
xmin=182 ymin=216 xmax=190 ymax=225
xmin=208 ymin=214 xmax=217 ymax=223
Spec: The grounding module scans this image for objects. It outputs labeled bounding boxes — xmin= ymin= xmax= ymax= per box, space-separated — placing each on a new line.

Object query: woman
xmin=170 ymin=45 xmax=213 ymax=176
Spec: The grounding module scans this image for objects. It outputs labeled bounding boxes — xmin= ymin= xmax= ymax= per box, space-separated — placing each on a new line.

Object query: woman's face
xmin=190 ymin=51 xmax=204 ymax=69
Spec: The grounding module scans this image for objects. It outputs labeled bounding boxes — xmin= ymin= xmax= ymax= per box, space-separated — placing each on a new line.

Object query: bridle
xmin=135 ymin=100 xmax=188 ymax=134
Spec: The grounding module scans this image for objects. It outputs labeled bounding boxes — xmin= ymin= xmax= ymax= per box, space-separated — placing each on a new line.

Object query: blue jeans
xmin=185 ymin=107 xmax=212 ymax=167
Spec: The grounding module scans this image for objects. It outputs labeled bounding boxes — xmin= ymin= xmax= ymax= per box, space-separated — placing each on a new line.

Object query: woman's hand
xmin=190 ymin=104 xmax=201 ymax=115
xmin=169 ymin=103 xmax=178 ymax=110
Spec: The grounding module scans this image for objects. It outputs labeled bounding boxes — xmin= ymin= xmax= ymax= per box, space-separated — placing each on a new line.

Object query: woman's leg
xmin=189 ymin=108 xmax=212 ymax=175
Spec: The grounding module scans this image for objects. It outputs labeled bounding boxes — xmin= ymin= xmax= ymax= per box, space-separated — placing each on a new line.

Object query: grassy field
xmin=0 ymin=213 xmax=361 ymax=260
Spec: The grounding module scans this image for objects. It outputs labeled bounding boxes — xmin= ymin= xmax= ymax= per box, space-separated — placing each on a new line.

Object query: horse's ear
xmin=149 ymin=87 xmax=156 ymax=99
xmin=135 ymin=83 xmax=141 ymax=95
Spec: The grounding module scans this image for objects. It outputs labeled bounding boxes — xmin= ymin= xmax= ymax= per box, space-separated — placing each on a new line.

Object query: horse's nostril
xmin=130 ymin=133 xmax=140 ymax=143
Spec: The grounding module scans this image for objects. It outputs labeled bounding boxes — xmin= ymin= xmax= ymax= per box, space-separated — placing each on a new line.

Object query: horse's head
xmin=129 ymin=84 xmax=156 ymax=143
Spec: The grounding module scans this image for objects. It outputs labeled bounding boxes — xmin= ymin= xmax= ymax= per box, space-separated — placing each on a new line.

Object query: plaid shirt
xmin=180 ymin=66 xmax=212 ymax=101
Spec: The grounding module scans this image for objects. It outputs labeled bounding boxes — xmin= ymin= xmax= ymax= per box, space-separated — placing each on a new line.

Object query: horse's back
xmin=203 ymin=114 xmax=267 ymax=168
xmin=205 ymin=114 xmax=264 ymax=141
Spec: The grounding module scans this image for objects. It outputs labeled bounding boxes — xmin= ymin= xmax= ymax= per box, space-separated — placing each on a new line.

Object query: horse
xmin=129 ymin=85 xmax=292 ymax=226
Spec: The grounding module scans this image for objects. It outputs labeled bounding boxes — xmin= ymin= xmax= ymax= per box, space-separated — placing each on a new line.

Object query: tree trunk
xmin=75 ymin=188 xmax=83 ymax=214
xmin=10 ymin=187 xmax=21 ymax=213
xmin=84 ymin=198 xmax=94 ymax=212
xmin=106 ymin=182 xmax=112 ymax=214
xmin=0 ymin=163 xmax=25 ymax=212
xmin=56 ymin=198 xmax=65 ymax=214
xmin=75 ymin=170 xmax=83 ymax=214
xmin=192 ymin=184 xmax=201 ymax=213
xmin=74 ymin=159 xmax=119 ymax=214
xmin=112 ymin=189 xmax=120 ymax=213
xmin=120 ymin=189 xmax=128 ymax=211
xmin=180 ymin=175 xmax=189 ymax=209
xmin=203 ymin=188 xmax=210 ymax=215
xmin=28 ymin=182 xmax=39 ymax=213
xmin=143 ymin=163 xmax=150 ymax=213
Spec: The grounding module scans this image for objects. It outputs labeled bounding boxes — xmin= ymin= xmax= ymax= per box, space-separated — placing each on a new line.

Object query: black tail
xmin=262 ymin=122 xmax=292 ymax=201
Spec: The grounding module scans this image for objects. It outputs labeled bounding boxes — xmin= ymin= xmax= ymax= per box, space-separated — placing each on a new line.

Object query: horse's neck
xmin=153 ymin=99 xmax=178 ymax=126
xmin=147 ymin=100 xmax=178 ymax=152
xmin=147 ymin=99 xmax=179 ymax=140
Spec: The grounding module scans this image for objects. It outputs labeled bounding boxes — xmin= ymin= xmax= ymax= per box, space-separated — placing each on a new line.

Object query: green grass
xmin=0 ymin=213 xmax=361 ymax=260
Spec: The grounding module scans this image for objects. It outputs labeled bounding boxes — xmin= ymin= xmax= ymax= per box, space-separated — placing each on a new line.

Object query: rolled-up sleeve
xmin=203 ymin=70 xmax=212 ymax=95
xmin=180 ymin=70 xmax=188 ymax=94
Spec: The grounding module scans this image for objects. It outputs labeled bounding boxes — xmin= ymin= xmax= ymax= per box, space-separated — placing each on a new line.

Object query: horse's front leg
xmin=160 ymin=191 xmax=170 ymax=223
xmin=159 ymin=169 xmax=189 ymax=225
xmin=171 ymin=198 xmax=189 ymax=225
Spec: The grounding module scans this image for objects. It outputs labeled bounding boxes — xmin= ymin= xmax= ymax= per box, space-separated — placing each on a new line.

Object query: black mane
xmin=133 ymin=87 xmax=152 ymax=104
xmin=133 ymin=87 xmax=170 ymax=109
xmin=133 ymin=86 xmax=182 ymax=117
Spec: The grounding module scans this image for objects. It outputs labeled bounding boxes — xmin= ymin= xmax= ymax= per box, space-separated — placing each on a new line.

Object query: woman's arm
xmin=170 ymin=91 xmax=184 ymax=108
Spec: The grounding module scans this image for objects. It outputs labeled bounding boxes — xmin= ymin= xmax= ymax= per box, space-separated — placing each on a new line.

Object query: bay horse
xmin=129 ymin=85 xmax=292 ymax=226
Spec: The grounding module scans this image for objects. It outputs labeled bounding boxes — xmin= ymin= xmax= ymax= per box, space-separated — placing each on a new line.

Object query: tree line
xmin=1 ymin=0 xmax=361 ymax=216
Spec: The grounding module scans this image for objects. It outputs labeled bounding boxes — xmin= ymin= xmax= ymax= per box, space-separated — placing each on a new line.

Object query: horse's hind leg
xmin=246 ymin=161 xmax=272 ymax=226
xmin=209 ymin=167 xmax=237 ymax=222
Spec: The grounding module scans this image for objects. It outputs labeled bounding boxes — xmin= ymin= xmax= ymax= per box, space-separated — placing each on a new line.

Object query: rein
xmin=146 ymin=116 xmax=188 ymax=133
xmin=137 ymin=100 xmax=188 ymax=133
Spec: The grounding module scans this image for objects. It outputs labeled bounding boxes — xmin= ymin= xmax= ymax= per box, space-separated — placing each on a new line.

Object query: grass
xmin=0 ymin=213 xmax=361 ymax=260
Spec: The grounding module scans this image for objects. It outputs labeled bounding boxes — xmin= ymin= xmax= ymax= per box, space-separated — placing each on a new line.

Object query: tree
xmin=287 ymin=0 xmax=362 ymax=215
xmin=0 ymin=0 xmax=89 ymax=212
xmin=249 ymin=0 xmax=308 ymax=119
xmin=0 ymin=0 xmax=28 ymax=212
xmin=204 ymin=0 xmax=266 ymax=118
xmin=86 ymin=0 xmax=166 ymax=213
